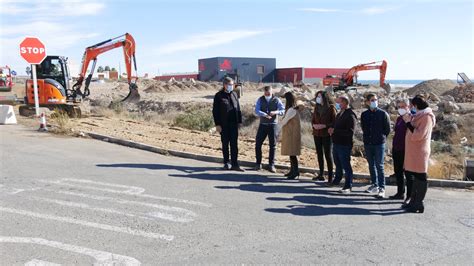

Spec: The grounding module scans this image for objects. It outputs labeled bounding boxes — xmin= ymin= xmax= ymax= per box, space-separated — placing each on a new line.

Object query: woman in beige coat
xmin=402 ymin=95 xmax=436 ymax=213
xmin=278 ymin=92 xmax=303 ymax=179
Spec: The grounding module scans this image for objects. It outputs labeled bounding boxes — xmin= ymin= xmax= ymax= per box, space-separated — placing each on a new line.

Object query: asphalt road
xmin=1 ymin=125 xmax=473 ymax=264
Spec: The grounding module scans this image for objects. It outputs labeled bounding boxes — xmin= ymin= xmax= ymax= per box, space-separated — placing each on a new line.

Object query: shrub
xmin=50 ymin=109 xmax=72 ymax=135
xmin=174 ymin=109 xmax=214 ymax=131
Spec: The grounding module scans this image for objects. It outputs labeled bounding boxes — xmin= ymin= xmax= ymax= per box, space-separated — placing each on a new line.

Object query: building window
xmin=257 ymin=65 xmax=265 ymax=74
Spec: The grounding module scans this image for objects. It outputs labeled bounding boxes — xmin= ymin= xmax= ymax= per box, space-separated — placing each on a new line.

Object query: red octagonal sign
xmin=19 ymin=37 xmax=47 ymax=64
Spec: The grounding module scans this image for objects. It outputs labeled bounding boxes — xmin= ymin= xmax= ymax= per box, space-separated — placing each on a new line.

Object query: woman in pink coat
xmin=402 ymin=95 xmax=436 ymax=213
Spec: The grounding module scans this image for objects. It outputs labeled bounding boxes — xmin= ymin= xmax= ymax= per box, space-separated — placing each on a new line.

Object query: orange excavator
xmin=20 ymin=33 xmax=140 ymax=117
xmin=323 ymin=60 xmax=388 ymax=91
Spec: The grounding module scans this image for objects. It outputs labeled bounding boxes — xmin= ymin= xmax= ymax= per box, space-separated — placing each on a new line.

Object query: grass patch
xmin=428 ymin=154 xmax=464 ymax=180
xmin=50 ymin=109 xmax=73 ymax=135
xmin=173 ymin=109 xmax=214 ymax=131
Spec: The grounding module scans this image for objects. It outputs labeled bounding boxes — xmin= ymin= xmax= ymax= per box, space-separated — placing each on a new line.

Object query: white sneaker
xmin=340 ymin=187 xmax=351 ymax=194
xmin=365 ymin=184 xmax=379 ymax=193
xmin=377 ymin=188 xmax=385 ymax=198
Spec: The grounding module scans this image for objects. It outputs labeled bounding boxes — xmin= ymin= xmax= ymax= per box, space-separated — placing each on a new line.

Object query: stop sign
xmin=19 ymin=37 xmax=47 ymax=64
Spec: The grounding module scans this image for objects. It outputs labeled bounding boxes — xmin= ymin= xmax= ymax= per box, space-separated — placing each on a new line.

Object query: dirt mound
xmin=406 ymin=79 xmax=458 ymax=97
xmin=442 ymin=83 xmax=473 ymax=103
xmin=140 ymin=79 xmax=225 ymax=94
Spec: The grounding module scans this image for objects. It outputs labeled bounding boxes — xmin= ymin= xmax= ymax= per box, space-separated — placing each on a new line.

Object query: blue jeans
xmin=332 ymin=144 xmax=353 ymax=189
xmin=365 ymin=144 xmax=386 ymax=189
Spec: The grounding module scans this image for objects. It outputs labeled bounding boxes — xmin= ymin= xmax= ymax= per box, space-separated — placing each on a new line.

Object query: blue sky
xmin=0 ymin=0 xmax=472 ymax=80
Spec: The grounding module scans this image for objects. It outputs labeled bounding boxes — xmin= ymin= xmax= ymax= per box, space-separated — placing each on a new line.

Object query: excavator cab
xmin=25 ymin=56 xmax=72 ymax=105
xmin=36 ymin=56 xmax=71 ymax=98
xmin=21 ymin=56 xmax=81 ymax=117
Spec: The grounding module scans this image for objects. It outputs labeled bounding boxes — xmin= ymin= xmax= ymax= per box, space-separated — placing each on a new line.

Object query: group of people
xmin=212 ymin=77 xmax=435 ymax=214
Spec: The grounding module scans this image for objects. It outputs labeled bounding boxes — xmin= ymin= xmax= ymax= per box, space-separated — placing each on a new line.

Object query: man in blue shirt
xmin=254 ymin=86 xmax=285 ymax=173
xmin=361 ymin=93 xmax=391 ymax=198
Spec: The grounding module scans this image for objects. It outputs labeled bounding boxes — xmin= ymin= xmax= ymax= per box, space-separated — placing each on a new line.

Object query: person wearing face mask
xmin=311 ymin=91 xmax=336 ymax=183
xmin=361 ymin=93 xmax=391 ymax=198
xmin=327 ymin=96 xmax=357 ymax=193
xmin=401 ymin=95 xmax=436 ymax=213
xmin=254 ymin=86 xmax=285 ymax=173
xmin=389 ymin=98 xmax=410 ymax=200
xmin=212 ymin=77 xmax=244 ymax=172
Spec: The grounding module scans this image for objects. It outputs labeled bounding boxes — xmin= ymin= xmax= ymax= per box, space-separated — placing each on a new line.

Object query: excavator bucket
xmin=122 ymin=83 xmax=140 ymax=103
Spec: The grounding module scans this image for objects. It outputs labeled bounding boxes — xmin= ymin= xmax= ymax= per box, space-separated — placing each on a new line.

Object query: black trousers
xmin=290 ymin=156 xmax=299 ymax=173
xmin=392 ymin=149 xmax=407 ymax=195
xmin=255 ymin=124 xmax=277 ymax=166
xmin=405 ymin=171 xmax=428 ymax=203
xmin=314 ymin=136 xmax=333 ymax=176
xmin=221 ymin=124 xmax=239 ymax=166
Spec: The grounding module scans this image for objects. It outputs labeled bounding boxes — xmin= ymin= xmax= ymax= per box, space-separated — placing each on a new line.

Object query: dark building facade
xmin=198 ymin=57 xmax=276 ymax=82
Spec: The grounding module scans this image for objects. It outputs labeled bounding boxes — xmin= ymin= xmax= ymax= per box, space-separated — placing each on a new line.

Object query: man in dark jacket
xmin=361 ymin=93 xmax=391 ymax=198
xmin=254 ymin=86 xmax=285 ymax=173
xmin=328 ymin=95 xmax=357 ymax=194
xmin=212 ymin=77 xmax=244 ymax=171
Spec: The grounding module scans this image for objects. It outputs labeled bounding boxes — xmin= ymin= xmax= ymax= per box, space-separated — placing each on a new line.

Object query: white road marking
xmin=0 ymin=207 xmax=174 ymax=241
xmin=51 ymin=190 xmax=196 ymax=223
xmin=24 ymin=259 xmax=61 ymax=266
xmin=31 ymin=196 xmax=154 ymax=221
xmin=62 ymin=178 xmax=146 ymax=194
xmin=1 ymin=236 xmax=141 ymax=265
xmin=38 ymin=178 xmax=212 ymax=207
xmin=0 ymin=186 xmax=42 ymax=195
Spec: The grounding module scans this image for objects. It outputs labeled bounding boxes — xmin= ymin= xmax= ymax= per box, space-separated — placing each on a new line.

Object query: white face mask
xmin=226 ymin=85 xmax=233 ymax=93
xmin=316 ymin=97 xmax=322 ymax=105
xmin=370 ymin=100 xmax=378 ymax=109
xmin=398 ymin=108 xmax=407 ymax=116
xmin=265 ymin=95 xmax=272 ymax=101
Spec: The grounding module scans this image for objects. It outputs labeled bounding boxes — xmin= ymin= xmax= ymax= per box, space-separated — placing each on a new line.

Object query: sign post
xmin=19 ymin=37 xmax=47 ymax=129
xmin=31 ymin=64 xmax=40 ymax=116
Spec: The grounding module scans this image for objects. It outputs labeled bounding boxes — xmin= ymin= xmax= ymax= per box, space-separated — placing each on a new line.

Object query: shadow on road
xmin=96 ymin=163 xmax=406 ymax=216
xmin=96 ymin=163 xmax=219 ymax=174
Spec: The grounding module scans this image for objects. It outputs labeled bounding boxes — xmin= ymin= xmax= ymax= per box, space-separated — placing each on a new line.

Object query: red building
xmin=276 ymin=68 xmax=349 ymax=84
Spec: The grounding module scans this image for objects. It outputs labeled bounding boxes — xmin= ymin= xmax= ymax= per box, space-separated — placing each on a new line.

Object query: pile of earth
xmin=140 ymin=78 xmax=220 ymax=93
xmin=442 ymin=83 xmax=473 ymax=103
xmin=405 ymin=79 xmax=458 ymax=97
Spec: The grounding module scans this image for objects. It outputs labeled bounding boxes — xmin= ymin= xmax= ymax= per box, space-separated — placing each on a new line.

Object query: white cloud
xmin=361 ymin=7 xmax=397 ymax=15
xmin=0 ymin=0 xmax=104 ymax=75
xmin=0 ymin=20 xmax=99 ymax=51
xmin=298 ymin=6 xmax=399 ymax=15
xmin=156 ymin=29 xmax=271 ymax=55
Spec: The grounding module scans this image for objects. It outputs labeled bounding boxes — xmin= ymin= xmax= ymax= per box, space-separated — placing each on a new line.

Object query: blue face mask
xmin=316 ymin=97 xmax=322 ymax=105
xmin=370 ymin=101 xmax=378 ymax=109
xmin=335 ymin=103 xmax=341 ymax=111
xmin=410 ymin=107 xmax=417 ymax=114
xmin=226 ymin=85 xmax=233 ymax=93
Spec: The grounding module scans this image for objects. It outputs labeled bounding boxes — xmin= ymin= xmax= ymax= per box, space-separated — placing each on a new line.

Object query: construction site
xmin=1 ymin=33 xmax=473 ymax=181
xmin=1 ymin=0 xmax=474 ymax=263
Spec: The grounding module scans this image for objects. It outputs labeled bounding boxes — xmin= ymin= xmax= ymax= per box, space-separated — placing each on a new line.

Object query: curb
xmin=85 ymin=131 xmax=473 ymax=190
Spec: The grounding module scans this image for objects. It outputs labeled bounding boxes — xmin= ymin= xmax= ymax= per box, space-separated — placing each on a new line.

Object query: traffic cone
xmin=38 ymin=112 xmax=48 ymax=132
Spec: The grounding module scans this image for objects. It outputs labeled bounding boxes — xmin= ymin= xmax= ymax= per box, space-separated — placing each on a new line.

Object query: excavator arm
xmin=344 ymin=60 xmax=387 ymax=87
xmin=72 ymin=33 xmax=140 ymax=102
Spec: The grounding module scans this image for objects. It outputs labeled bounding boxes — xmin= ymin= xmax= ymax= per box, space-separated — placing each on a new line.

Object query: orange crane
xmin=20 ymin=33 xmax=140 ymax=117
xmin=323 ymin=60 xmax=388 ymax=91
